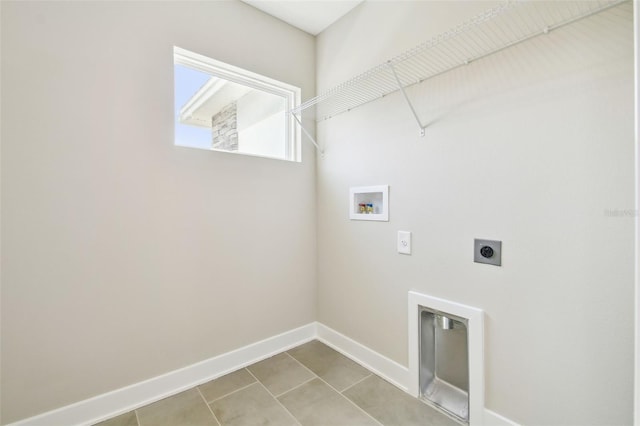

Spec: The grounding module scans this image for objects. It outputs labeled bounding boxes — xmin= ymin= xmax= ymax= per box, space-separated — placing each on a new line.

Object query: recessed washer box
xmin=349 ymin=185 xmax=389 ymax=221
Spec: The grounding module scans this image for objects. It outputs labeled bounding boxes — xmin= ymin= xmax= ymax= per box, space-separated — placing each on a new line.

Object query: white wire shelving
xmin=292 ymin=0 xmax=631 ymax=151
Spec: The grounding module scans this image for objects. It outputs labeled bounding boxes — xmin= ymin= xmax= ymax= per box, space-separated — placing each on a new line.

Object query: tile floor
xmin=96 ymin=340 xmax=460 ymax=426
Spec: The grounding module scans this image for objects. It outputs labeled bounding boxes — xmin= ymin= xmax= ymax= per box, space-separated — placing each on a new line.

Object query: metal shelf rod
xmin=387 ymin=62 xmax=426 ymax=137
xmin=292 ymin=113 xmax=323 ymax=154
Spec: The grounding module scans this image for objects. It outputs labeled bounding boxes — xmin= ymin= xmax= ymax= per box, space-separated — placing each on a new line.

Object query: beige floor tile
xmin=95 ymin=343 xmax=467 ymax=426
xmin=343 ymin=375 xmax=461 ymax=426
xmin=199 ymin=368 xmax=256 ymax=403
xmin=287 ymin=340 xmax=371 ymax=392
xmin=278 ymin=378 xmax=378 ymax=426
xmin=246 ymin=353 xmax=315 ymax=396
xmin=93 ymin=411 xmax=138 ymax=426
xmin=210 ymin=382 xmax=297 ymax=426
xmin=136 ymin=388 xmax=217 ymax=426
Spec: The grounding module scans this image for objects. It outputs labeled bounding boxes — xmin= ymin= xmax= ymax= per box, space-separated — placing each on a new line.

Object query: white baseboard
xmin=8 ymin=323 xmax=317 ymax=426
xmin=315 ymin=322 xmax=409 ymax=391
xmin=484 ymin=408 xmax=521 ymax=426
xmin=8 ymin=321 xmax=519 ymax=426
xmin=316 ymin=322 xmax=519 ymax=426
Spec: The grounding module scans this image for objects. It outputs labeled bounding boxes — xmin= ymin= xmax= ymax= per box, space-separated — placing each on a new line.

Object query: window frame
xmin=173 ymin=46 xmax=302 ymax=162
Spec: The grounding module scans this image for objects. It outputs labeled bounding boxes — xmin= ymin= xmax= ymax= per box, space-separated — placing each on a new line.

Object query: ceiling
xmin=240 ymin=0 xmax=363 ymax=35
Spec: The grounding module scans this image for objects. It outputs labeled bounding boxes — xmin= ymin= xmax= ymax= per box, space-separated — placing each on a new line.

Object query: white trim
xmin=173 ymin=46 xmax=302 ymax=162
xmin=316 ymin=322 xmax=409 ymax=391
xmin=173 ymin=47 xmax=300 ymax=98
xmin=7 ymin=321 xmax=519 ymax=426
xmin=7 ymin=323 xmax=316 ymax=426
xmin=484 ymin=409 xmax=521 ymax=426
xmin=318 ymin=321 xmax=519 ymax=426
xmin=407 ymin=290 xmax=484 ymax=426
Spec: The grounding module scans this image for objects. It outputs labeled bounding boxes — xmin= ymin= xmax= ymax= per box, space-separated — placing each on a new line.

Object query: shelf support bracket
xmin=292 ymin=112 xmax=324 ymax=155
xmin=387 ymin=62 xmax=426 ymax=137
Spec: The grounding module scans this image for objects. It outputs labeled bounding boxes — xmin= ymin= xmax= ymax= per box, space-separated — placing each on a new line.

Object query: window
xmin=173 ymin=47 xmax=301 ymax=162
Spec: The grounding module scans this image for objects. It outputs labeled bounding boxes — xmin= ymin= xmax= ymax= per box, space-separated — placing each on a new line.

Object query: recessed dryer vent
xmin=408 ymin=291 xmax=484 ymax=425
xmin=420 ymin=307 xmax=469 ymax=421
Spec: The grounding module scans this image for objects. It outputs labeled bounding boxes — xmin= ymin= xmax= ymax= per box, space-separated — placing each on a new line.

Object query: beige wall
xmin=0 ymin=1 xmax=316 ymax=423
xmin=316 ymin=2 xmax=635 ymax=425
xmin=2 ymin=1 xmax=636 ymax=424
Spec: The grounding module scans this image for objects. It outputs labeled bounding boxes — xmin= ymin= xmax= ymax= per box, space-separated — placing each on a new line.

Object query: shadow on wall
xmin=409 ymin=2 xmax=634 ymax=129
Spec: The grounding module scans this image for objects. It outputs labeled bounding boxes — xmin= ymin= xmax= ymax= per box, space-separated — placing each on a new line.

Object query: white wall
xmin=316 ymin=2 xmax=635 ymax=425
xmin=0 ymin=1 xmax=315 ymax=424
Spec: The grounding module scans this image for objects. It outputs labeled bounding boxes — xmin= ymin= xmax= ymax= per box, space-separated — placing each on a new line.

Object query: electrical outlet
xmin=398 ymin=231 xmax=411 ymax=255
xmin=474 ymin=238 xmax=502 ymax=266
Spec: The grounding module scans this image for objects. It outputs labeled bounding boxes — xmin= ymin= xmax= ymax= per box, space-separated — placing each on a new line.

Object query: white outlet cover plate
xmin=398 ymin=231 xmax=411 ymax=255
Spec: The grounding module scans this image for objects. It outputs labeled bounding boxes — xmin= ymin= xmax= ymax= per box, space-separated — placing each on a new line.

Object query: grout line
xmin=314 ymin=375 xmax=384 ymax=426
xmin=245 ymin=368 xmax=302 ymax=426
xmin=284 ymin=351 xmax=320 ymax=378
xmin=202 ymin=370 xmax=259 ymax=404
xmin=207 ymin=380 xmax=258 ymax=403
xmin=274 ymin=376 xmax=317 ymax=398
xmin=340 ymin=373 xmax=373 ymax=394
xmin=134 ymin=410 xmax=141 ymax=426
xmin=196 ymin=387 xmax=221 ymax=426
xmin=284 ymin=349 xmax=383 ymax=426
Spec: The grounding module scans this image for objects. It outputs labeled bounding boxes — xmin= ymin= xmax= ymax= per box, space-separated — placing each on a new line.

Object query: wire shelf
xmin=291 ymin=0 xmax=630 ymax=123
